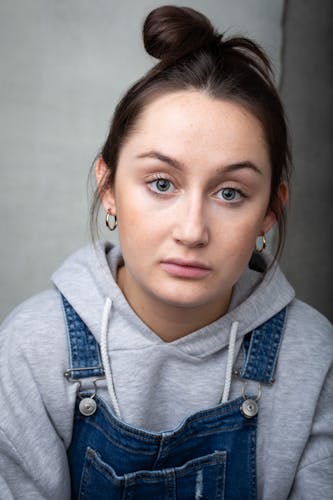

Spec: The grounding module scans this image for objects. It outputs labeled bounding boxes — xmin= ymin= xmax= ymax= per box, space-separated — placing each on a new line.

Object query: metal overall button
xmin=77 ymin=378 xmax=104 ymax=416
xmin=240 ymin=399 xmax=258 ymax=418
xmin=79 ymin=397 xmax=97 ymax=416
xmin=64 ymin=370 xmax=104 ymax=417
xmin=240 ymin=382 xmax=262 ymax=419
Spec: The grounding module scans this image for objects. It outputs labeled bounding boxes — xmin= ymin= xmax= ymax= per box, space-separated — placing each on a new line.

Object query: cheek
xmin=116 ymin=191 xmax=165 ymax=254
xmin=213 ymin=207 xmax=266 ymax=242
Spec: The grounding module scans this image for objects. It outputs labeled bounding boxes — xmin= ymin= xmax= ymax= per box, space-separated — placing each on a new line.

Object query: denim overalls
xmin=62 ymin=295 xmax=286 ymax=500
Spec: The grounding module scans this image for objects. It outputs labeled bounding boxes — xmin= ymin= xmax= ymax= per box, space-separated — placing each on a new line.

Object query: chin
xmin=151 ymin=288 xmax=217 ymax=310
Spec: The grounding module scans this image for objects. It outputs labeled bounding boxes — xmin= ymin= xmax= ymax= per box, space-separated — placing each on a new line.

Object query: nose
xmin=172 ymin=194 xmax=209 ymax=248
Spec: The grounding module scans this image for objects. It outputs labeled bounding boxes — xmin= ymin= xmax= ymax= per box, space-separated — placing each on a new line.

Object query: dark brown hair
xmin=90 ymin=5 xmax=291 ymax=259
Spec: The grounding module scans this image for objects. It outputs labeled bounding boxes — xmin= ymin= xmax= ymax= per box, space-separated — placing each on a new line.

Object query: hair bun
xmin=143 ymin=5 xmax=219 ymax=61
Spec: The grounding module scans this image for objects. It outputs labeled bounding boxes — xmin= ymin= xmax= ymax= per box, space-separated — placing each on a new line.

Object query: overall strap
xmin=61 ymin=294 xmax=104 ymax=380
xmin=239 ymin=307 xmax=287 ymax=384
xmin=60 ymin=290 xmax=286 ymax=385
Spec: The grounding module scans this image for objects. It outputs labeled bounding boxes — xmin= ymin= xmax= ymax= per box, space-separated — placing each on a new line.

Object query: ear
xmin=260 ymin=181 xmax=289 ymax=235
xmin=278 ymin=180 xmax=289 ymax=208
xmin=95 ymin=156 xmax=116 ymax=214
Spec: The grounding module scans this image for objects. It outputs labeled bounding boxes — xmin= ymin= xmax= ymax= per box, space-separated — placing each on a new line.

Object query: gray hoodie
xmin=0 ymin=241 xmax=332 ymax=499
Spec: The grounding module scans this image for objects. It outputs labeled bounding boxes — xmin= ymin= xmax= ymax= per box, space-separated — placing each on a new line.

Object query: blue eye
xmin=156 ymin=179 xmax=171 ymax=191
xmin=148 ymin=177 xmax=175 ymax=193
xmin=217 ymin=188 xmax=242 ymax=202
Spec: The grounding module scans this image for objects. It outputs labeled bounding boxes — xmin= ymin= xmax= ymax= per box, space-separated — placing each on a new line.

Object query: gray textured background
xmin=0 ymin=0 xmax=331 ymax=322
xmin=280 ymin=0 xmax=333 ymax=321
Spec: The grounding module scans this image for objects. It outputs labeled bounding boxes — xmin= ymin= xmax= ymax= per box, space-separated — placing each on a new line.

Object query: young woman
xmin=0 ymin=6 xmax=332 ymax=500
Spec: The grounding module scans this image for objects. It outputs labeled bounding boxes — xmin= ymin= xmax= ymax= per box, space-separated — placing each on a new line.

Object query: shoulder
xmin=1 ymin=288 xmax=65 ymax=339
xmin=277 ymin=298 xmax=332 ymax=388
xmin=0 ymin=288 xmax=68 ymax=377
xmin=2 ymin=288 xmax=63 ymax=324
xmin=285 ymin=298 xmax=333 ymax=350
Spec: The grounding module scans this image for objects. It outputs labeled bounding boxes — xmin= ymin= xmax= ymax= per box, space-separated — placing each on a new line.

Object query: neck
xmin=117 ymin=266 xmax=231 ymax=342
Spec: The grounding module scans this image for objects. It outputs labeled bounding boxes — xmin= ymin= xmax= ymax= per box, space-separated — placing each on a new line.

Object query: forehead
xmin=122 ymin=90 xmax=270 ymax=169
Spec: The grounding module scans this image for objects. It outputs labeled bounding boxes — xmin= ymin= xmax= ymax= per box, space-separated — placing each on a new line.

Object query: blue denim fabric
xmin=240 ymin=308 xmax=286 ymax=384
xmin=62 ymin=294 xmax=286 ymax=499
xmin=62 ymin=296 xmax=104 ymax=380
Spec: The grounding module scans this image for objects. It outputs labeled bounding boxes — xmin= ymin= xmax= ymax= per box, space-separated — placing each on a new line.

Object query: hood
xmin=52 ymin=241 xmax=295 ymax=354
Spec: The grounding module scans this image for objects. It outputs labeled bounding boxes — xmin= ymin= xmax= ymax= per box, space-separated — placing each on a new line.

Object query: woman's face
xmin=99 ymin=91 xmax=276 ymax=316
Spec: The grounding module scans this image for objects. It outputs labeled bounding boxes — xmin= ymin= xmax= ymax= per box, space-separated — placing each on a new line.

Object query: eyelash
xmin=215 ymin=187 xmax=246 ymax=203
xmin=146 ymin=175 xmax=175 ymax=194
xmin=146 ymin=175 xmax=246 ymax=203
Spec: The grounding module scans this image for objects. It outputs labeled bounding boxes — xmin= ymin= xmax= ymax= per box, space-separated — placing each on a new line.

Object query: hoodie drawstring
xmin=221 ymin=321 xmax=239 ymax=404
xmin=100 ymin=297 xmax=122 ymax=419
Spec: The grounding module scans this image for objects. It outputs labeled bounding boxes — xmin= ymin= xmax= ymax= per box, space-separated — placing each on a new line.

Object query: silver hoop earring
xmin=256 ymin=234 xmax=266 ymax=253
xmin=105 ymin=209 xmax=117 ymax=231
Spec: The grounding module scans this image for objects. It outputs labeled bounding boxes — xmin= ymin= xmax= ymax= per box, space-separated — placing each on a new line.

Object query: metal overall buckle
xmin=240 ymin=382 xmax=262 ymax=419
xmin=64 ymin=367 xmax=105 ymax=417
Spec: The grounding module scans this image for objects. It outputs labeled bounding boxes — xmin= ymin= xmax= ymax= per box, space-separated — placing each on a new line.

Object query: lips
xmin=160 ymin=258 xmax=211 ymax=278
xmin=162 ymin=258 xmax=210 ymax=269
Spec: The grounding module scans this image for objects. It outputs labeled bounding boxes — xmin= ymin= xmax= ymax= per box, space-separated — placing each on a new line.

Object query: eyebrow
xmin=136 ymin=150 xmax=263 ymax=176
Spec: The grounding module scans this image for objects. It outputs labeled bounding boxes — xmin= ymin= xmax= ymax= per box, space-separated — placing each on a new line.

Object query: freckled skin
xmin=97 ymin=91 xmax=276 ymax=340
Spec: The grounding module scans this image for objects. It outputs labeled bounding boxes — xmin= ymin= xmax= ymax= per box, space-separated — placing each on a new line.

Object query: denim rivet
xmin=240 ymin=399 xmax=258 ymax=418
xmin=79 ymin=397 xmax=97 ymax=416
